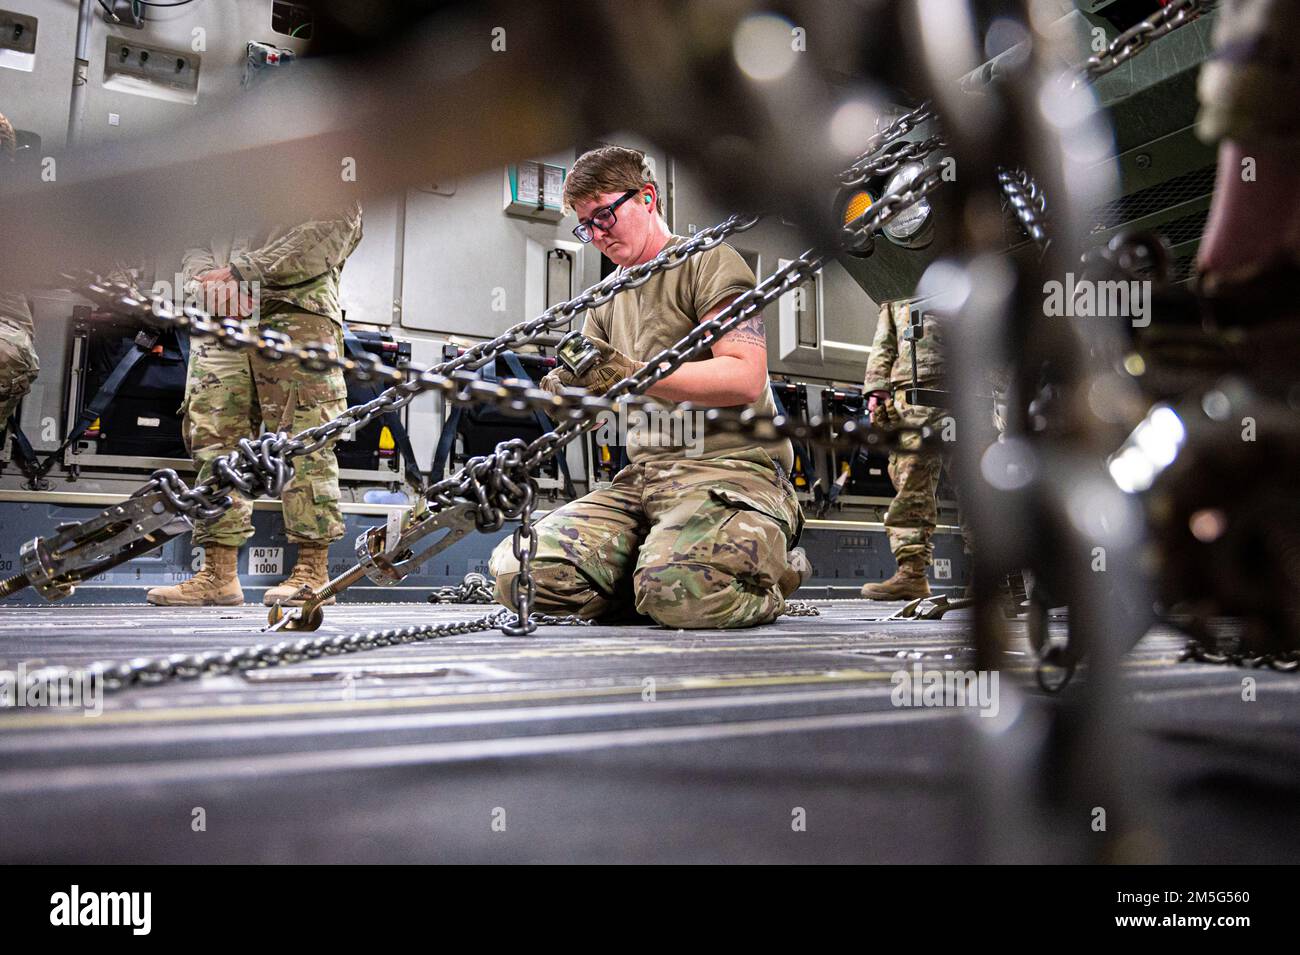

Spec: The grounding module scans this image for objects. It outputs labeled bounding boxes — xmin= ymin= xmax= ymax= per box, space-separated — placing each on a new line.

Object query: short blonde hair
xmin=564 ymin=145 xmax=663 ymax=216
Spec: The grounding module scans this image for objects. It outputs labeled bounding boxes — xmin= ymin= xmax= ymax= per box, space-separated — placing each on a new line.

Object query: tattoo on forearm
xmin=726 ymin=311 xmax=767 ymax=348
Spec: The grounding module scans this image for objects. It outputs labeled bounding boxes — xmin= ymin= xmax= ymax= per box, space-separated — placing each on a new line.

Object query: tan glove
xmin=539 ymin=339 xmax=642 ymax=398
xmin=868 ymin=390 xmax=902 ymax=429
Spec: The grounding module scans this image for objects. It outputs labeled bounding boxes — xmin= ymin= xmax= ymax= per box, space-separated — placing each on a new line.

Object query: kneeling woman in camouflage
xmin=489 ymin=147 xmax=807 ymax=629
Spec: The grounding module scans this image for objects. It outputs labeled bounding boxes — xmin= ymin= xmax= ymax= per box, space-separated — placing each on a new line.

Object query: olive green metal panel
xmin=838 ymin=4 xmax=1219 ymax=301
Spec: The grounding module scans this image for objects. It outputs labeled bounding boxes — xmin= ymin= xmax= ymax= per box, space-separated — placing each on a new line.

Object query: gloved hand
xmin=193 ymin=266 xmax=255 ymax=317
xmin=868 ymin=390 xmax=901 ymax=429
xmin=539 ymin=338 xmax=643 ymax=398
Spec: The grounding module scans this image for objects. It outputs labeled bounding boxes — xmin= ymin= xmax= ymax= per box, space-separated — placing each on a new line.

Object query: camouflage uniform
xmin=0 ymin=114 xmax=38 ymax=428
xmin=863 ymin=300 xmax=967 ymax=565
xmin=180 ymin=204 xmax=362 ymax=547
xmin=489 ymin=236 xmax=803 ymax=630
xmin=0 ymin=111 xmax=13 ymax=159
xmin=0 ymin=290 xmax=39 ymax=427
xmin=490 ymin=448 xmax=803 ymax=629
xmin=1197 ymin=0 xmax=1300 ymax=145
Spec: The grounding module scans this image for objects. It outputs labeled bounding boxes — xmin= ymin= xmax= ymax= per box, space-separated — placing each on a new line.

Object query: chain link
xmin=517 ymin=610 xmax=593 ymax=628
xmin=426 ymin=573 xmax=497 ymax=605
xmin=1179 ymin=639 xmax=1300 ymax=673
xmin=781 ymin=600 xmax=821 ymax=617
xmin=839 ymin=103 xmax=937 ymax=186
xmin=840 ymin=135 xmax=947 ymax=187
xmin=16 ymin=606 xmax=599 ymax=697
xmin=502 ymin=487 xmax=539 ymax=636
xmin=998 ymin=167 xmax=1049 ymax=249
xmin=91 ymin=610 xmax=507 ymax=692
xmin=1077 ymin=0 xmax=1214 ymax=86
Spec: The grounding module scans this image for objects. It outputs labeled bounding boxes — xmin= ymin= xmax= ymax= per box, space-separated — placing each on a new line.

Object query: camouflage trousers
xmin=181 ymin=311 xmax=348 ymax=547
xmin=872 ymin=388 xmax=971 ymax=564
xmin=1198 ymin=0 xmax=1300 ymax=144
xmin=489 ymin=448 xmax=804 ymax=629
xmin=0 ymin=319 xmax=39 ymax=426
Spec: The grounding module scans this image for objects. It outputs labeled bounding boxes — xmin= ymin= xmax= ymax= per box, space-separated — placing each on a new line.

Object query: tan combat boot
xmin=778 ymin=547 xmax=812 ymax=598
xmin=859 ymin=557 xmax=931 ymax=600
xmin=263 ymin=544 xmax=336 ymax=607
xmin=146 ymin=544 xmax=243 ymax=606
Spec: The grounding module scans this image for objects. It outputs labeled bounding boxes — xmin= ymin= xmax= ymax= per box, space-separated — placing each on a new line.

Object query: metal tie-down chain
xmin=995 ymin=0 xmax=1213 ymax=243
xmin=1077 ymin=0 xmax=1215 ymax=86
xmin=1179 ymin=640 xmax=1300 ymax=674
xmin=781 ymin=601 xmax=821 ymax=617
xmin=426 ymin=573 xmax=497 ymax=605
xmin=998 ymin=167 xmax=1050 ymax=250
xmin=839 ymin=102 xmax=938 ymax=187
xmin=502 ymin=461 xmax=538 ymax=636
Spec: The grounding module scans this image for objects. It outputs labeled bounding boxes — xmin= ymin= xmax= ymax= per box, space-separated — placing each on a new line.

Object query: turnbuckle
xmin=355 ymin=501 xmax=481 ymax=587
xmin=265 ymin=502 xmax=482 ymax=632
xmin=2 ymin=491 xmax=191 ymax=602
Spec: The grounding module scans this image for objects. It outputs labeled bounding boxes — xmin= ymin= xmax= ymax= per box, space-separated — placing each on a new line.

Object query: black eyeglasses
xmin=572 ymin=189 xmax=639 ymax=243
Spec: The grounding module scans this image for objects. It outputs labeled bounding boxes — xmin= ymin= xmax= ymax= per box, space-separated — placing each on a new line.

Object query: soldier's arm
xmin=862 ymin=300 xmax=898 ymax=395
xmin=642 ymin=295 xmax=769 ymax=406
xmin=180 ymin=246 xmax=221 ymax=300
xmin=229 ymin=203 xmax=363 ymax=289
xmin=181 ymin=248 xmax=254 ymax=317
xmin=643 ymin=243 xmax=765 ymax=406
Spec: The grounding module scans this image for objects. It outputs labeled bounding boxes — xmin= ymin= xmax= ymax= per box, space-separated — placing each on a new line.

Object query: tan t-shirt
xmin=582 ymin=235 xmax=795 ymax=471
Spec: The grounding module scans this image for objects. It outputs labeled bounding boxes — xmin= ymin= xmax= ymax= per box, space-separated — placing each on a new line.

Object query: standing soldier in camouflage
xmin=0 ymin=284 xmax=38 ymax=432
xmin=0 ymin=112 xmax=40 ymax=436
xmin=146 ymin=203 xmax=363 ymax=607
xmin=859 ymin=299 xmax=968 ymax=600
xmin=490 ymin=146 xmax=808 ymax=629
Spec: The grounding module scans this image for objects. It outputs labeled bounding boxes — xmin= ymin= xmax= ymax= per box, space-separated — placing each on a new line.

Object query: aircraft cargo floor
xmin=1 ymin=601 xmax=1297 ymax=863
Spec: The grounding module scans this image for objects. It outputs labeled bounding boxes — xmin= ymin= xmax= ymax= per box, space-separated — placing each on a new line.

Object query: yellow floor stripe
xmin=0 ymin=651 xmax=1198 ymax=730
xmin=1 ymin=668 xmax=909 ymax=730
xmin=371 ymin=640 xmax=875 ymax=662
